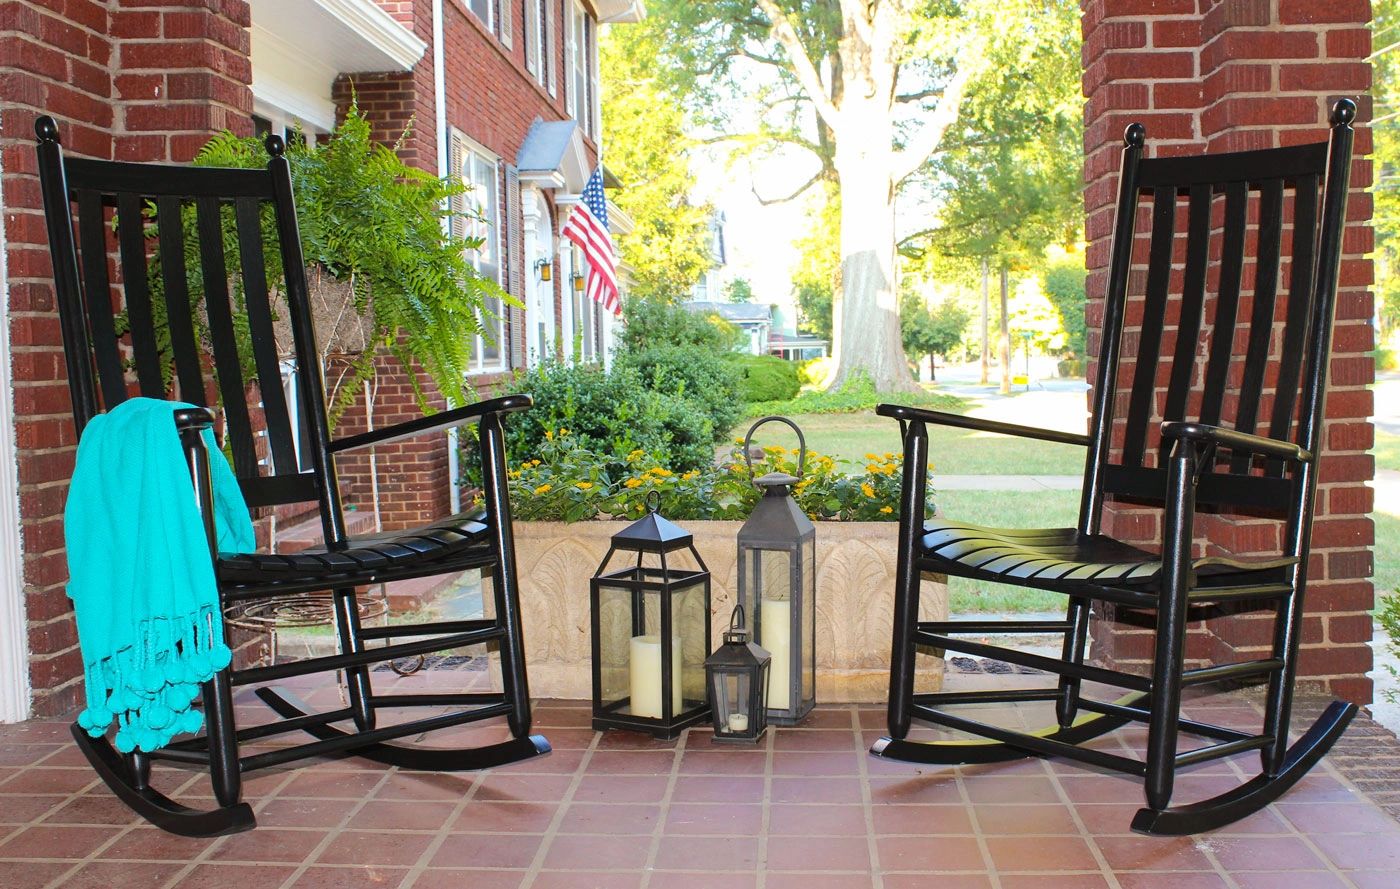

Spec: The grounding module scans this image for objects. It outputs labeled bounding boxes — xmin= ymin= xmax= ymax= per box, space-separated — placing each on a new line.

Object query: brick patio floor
xmin=2 ymin=669 xmax=1399 ymax=888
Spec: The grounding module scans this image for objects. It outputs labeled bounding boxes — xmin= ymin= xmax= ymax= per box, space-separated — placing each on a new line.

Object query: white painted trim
xmin=316 ymin=0 xmax=427 ymax=69
xmin=0 ymin=146 xmax=32 ymax=723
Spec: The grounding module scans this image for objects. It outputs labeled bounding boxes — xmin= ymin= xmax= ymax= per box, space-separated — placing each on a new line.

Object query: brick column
xmin=1081 ymin=0 xmax=1375 ymax=702
xmin=1 ymin=0 xmax=254 ymax=715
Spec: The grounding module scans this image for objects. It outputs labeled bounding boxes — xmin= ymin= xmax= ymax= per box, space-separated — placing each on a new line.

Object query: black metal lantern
xmin=706 ymin=605 xmax=771 ymax=744
xmin=591 ymin=493 xmax=712 ymax=738
xmin=737 ymin=416 xmax=816 ymax=726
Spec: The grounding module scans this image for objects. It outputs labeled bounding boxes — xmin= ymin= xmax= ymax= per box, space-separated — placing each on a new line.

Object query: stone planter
xmin=513 ymin=520 xmax=947 ymax=703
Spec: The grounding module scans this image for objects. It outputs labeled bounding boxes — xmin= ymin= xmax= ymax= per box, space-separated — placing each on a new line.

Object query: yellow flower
xmin=653 ymin=468 xmax=673 ymax=477
xmin=624 ymin=477 xmax=643 ymax=489
xmin=544 ymin=429 xmax=554 ymax=441
xmin=575 ymin=481 xmax=593 ymax=490
xmin=861 ymin=482 xmax=875 ymax=498
xmin=508 ymin=470 xmax=520 ymax=479
xmin=531 ymin=459 xmax=542 ymax=466
xmin=884 ymin=452 xmax=895 ymax=459
xmin=534 ymin=484 xmax=552 ymax=494
xmin=880 ymin=506 xmax=893 ymax=514
xmin=733 ymin=437 xmax=746 ymax=445
xmin=682 ymin=470 xmax=698 ymax=481
xmin=866 ymin=463 xmax=881 ymax=474
xmin=628 ymin=449 xmax=645 ymax=462
xmin=559 ymin=428 xmax=569 ymax=436
xmin=865 ymin=452 xmax=879 ymax=461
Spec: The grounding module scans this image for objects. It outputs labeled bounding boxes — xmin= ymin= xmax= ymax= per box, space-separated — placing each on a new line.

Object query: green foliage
xmin=901 ymin=295 xmax=972 ymax=376
xmin=1379 ymin=588 xmax=1400 ymax=704
xmin=188 ymin=105 xmax=507 ymax=416
xmin=722 ymin=353 xmax=802 ymax=402
xmin=792 ymin=185 xmax=839 ymax=341
xmin=619 ymin=297 xmax=743 ymax=352
xmin=501 ymin=433 xmax=936 ymax=523
xmin=1043 ymin=257 xmax=1088 ymax=357
xmin=1376 ymin=347 xmax=1397 ymax=373
xmin=724 ymin=277 xmax=755 ymax=303
xmin=601 ymin=26 xmax=714 ymax=302
xmin=501 ymin=360 xmax=716 ymax=473
xmin=742 ymin=372 xmax=965 ymax=419
xmin=615 ymin=344 xmax=745 ymax=440
xmin=1375 ymin=0 xmax=1400 ymax=342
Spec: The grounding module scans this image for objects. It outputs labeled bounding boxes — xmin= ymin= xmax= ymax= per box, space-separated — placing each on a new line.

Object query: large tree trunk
xmin=827 ymin=90 xmax=917 ymax=393
xmin=979 ymin=258 xmax=990 ymax=385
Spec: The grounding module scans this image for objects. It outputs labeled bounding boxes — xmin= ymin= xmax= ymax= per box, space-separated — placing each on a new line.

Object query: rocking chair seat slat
xmin=918 ymin=519 xmax=1297 ymax=593
xmin=217 ymin=511 xmax=491 ymax=586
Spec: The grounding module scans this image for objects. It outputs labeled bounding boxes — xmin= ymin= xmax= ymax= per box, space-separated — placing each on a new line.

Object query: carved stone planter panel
xmin=513 ymin=521 xmax=947 ymax=703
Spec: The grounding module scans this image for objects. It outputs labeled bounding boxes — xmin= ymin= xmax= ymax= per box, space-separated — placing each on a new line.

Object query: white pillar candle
xmin=629 ymin=634 xmax=682 ymax=719
xmin=727 ymin=712 xmax=749 ymax=732
xmin=761 ymin=597 xmax=791 ymax=711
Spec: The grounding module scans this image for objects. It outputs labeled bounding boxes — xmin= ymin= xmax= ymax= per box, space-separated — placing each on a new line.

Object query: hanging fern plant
xmin=160 ymin=103 xmax=513 ymax=423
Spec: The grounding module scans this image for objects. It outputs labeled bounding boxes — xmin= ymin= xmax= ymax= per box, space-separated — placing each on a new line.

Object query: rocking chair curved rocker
xmin=873 ymin=100 xmax=1359 ymax=835
xmin=36 ymin=117 xmax=549 ymax=836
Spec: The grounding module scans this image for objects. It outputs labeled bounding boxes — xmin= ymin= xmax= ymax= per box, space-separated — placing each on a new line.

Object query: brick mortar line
xmin=755 ymin=717 xmax=774 ymax=889
xmin=390 ymin=727 xmax=491 ymax=889
xmin=852 ymin=704 xmax=885 ymax=889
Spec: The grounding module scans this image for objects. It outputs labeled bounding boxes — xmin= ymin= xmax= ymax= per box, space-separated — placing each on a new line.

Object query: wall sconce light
xmin=572 ymin=273 xmax=585 ymax=292
xmin=535 ymin=258 xmax=552 ymax=282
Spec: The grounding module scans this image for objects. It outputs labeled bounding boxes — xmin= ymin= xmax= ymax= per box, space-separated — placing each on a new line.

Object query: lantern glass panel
xmin=673 ymin=580 xmax=709 ymax=707
xmin=711 ymin=669 xmax=750 ymax=731
xmin=801 ymin=536 xmax=816 ymax=705
xmin=596 ymin=582 xmax=633 ymax=707
xmin=748 ymin=547 xmax=795 ymax=710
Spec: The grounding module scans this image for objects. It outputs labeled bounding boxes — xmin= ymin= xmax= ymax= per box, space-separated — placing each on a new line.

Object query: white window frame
xmin=524 ymin=190 xmax=557 ymax=365
xmin=451 ymin=130 xmax=507 ymax=375
xmin=466 ymin=0 xmax=492 ymax=30
xmin=525 ymin=0 xmax=543 ymax=80
xmin=567 ymin=1 xmax=587 ymax=124
xmin=567 ymin=243 xmax=598 ymax=364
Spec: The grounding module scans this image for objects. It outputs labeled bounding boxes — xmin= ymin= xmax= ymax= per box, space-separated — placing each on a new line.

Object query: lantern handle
xmin=741 ymin=415 xmax=806 ymax=483
xmin=730 ymin=603 xmax=746 ymax=632
xmin=645 ymin=489 xmax=661 ymax=514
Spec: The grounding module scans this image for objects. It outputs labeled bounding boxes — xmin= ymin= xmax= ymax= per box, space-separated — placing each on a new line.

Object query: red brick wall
xmin=1081 ymin=0 xmax=1375 ymax=701
xmin=1 ymin=0 xmax=254 ymax=716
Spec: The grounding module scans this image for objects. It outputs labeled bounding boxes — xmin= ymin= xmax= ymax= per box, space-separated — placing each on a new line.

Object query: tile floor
xmin=1 ymin=672 xmax=1399 ymax=889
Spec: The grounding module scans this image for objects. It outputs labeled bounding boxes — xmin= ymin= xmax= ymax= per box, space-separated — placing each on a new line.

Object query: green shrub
xmin=723 ymin=353 xmax=802 ymax=402
xmin=1043 ymin=258 xmax=1088 ymax=358
xmin=798 ymin=356 xmax=833 ymax=387
xmin=619 ymin=297 xmax=743 ymax=352
xmin=742 ymin=372 xmax=967 ymax=419
xmin=615 ymin=344 xmax=743 ymax=437
xmin=1056 ymin=358 xmax=1085 ymax=378
xmin=1375 ymin=347 xmax=1398 ymax=373
xmin=1378 ymin=588 xmax=1400 ymax=704
xmin=499 ymin=360 xmax=715 ymax=473
xmin=499 ymin=435 xmax=936 ymax=523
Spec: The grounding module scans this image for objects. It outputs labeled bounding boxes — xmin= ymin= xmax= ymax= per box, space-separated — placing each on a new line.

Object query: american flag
xmin=561 ymin=167 xmax=621 ymax=315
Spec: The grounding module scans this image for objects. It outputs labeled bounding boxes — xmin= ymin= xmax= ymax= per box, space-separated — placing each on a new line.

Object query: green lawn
xmin=1376 ymin=429 xmax=1400 ymax=473
xmin=729 ymin=410 xmax=1086 ymax=475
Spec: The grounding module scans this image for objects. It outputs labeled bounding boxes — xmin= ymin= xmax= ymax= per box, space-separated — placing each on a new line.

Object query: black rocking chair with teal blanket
xmin=872 ymin=99 xmax=1359 ymax=835
xmin=36 ymin=116 xmax=549 ymax=837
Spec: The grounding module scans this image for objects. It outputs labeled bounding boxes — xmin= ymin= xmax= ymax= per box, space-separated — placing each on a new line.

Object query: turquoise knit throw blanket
xmin=65 ymin=398 xmax=255 ymax=754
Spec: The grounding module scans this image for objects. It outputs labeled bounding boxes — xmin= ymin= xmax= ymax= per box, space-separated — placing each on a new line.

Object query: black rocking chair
xmin=873 ymin=99 xmax=1359 ymax=835
xmin=35 ymin=117 xmax=550 ymax=837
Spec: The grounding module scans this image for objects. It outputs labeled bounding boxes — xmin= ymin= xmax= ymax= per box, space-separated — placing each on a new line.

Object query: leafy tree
xmin=639 ymin=0 xmax=1044 ymax=393
xmin=618 ymin=297 xmax=744 ymax=353
xmin=791 ymin=183 xmax=839 ymax=340
xmin=1374 ymin=0 xmax=1400 ymax=340
xmin=1042 ymin=255 xmax=1088 ymax=357
xmin=901 ymin=295 xmax=971 ymax=381
xmin=725 ymin=277 xmax=756 ymax=303
xmin=600 ymin=26 xmax=713 ymax=303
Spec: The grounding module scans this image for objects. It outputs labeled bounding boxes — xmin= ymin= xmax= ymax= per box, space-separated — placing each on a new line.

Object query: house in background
xmin=683 ymin=300 xmax=771 ymax=355
xmin=689 ymin=210 xmax=728 ymax=302
xmin=0 ymin=0 xmax=644 ymax=720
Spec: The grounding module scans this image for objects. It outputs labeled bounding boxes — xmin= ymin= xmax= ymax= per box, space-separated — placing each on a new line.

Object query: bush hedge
xmin=723 ymin=353 xmax=802 ymax=402
xmin=615 ymin=344 xmax=744 ymax=438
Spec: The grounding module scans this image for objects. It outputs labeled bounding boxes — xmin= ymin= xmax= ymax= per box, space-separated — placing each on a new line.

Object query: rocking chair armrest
xmin=876 ymin=403 xmax=1091 ymax=447
xmin=327 ymin=394 xmax=534 ymax=454
xmin=1159 ymin=421 xmax=1312 ymax=464
xmin=172 ymin=406 xmax=216 ymax=434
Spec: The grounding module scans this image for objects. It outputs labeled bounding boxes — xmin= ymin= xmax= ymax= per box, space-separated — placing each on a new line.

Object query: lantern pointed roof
xmin=613 ymin=509 xmax=694 ymax=551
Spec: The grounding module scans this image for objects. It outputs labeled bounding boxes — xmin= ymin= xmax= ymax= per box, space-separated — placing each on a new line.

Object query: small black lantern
xmin=591 ymin=493 xmax=712 ymax=738
xmin=737 ymin=416 xmax=816 ymax=726
xmin=706 ymin=605 xmax=771 ymax=744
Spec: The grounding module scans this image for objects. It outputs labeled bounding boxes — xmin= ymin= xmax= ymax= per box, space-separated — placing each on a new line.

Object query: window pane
xmin=481 ymin=294 xmax=503 ymax=364
xmin=469 ymin=0 xmax=489 ymax=25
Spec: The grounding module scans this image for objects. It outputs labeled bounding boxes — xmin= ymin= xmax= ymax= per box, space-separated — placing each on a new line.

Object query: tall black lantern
xmin=590 ymin=495 xmax=712 ymax=738
xmin=737 ymin=417 xmax=816 ymax=726
xmin=706 ymin=605 xmax=771 ymax=744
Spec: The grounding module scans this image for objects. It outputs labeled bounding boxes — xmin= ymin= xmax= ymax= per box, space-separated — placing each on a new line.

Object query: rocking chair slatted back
xmin=1084 ymin=132 xmax=1345 ymax=525
xmin=37 ymin=135 xmax=336 ymax=519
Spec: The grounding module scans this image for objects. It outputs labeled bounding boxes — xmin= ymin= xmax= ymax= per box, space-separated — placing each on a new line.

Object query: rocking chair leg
xmin=1055 ymin=596 xmax=1092 ymax=729
xmin=888 ymin=420 xmax=929 ymax=741
xmin=203 ymin=670 xmax=242 ymax=808
xmin=1260 ymin=572 xmax=1307 ymax=776
xmin=481 ymin=412 xmax=533 ymax=738
xmin=333 ymin=586 xmax=377 ymax=731
xmin=1143 ymin=442 xmax=1197 ymax=812
xmin=127 ymin=751 xmax=151 ymax=791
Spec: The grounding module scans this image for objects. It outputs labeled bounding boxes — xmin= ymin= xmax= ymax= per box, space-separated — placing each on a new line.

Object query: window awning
xmin=594 ymin=0 xmax=647 ymax=23
xmin=516 ymin=119 xmax=593 ymax=192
